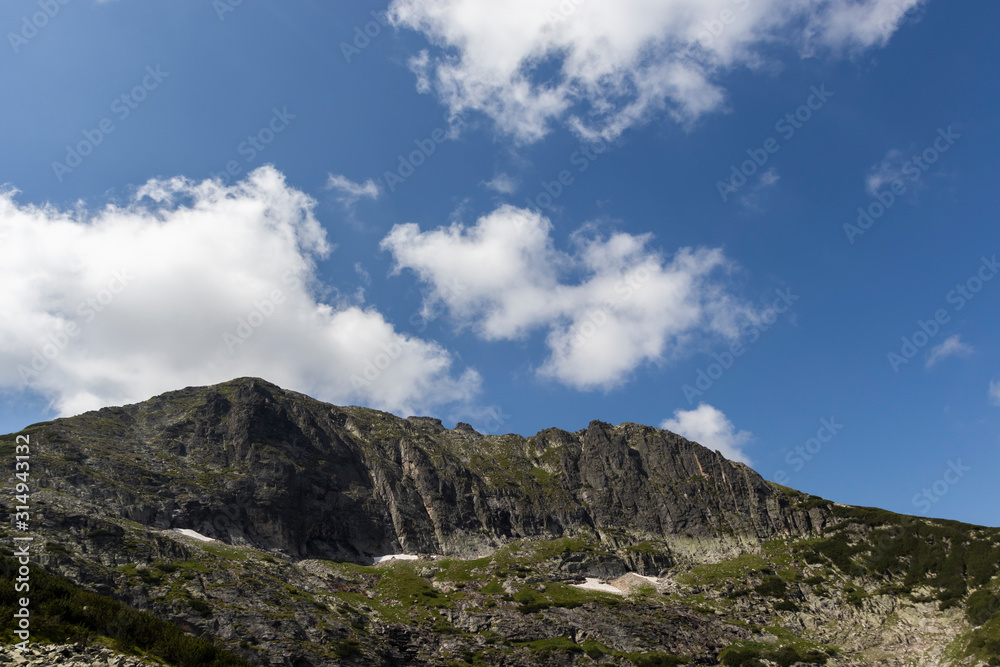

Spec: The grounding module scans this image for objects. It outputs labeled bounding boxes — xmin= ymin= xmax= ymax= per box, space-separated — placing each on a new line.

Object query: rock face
xmin=0 ymin=643 xmax=158 ymax=666
xmin=6 ymin=377 xmax=998 ymax=666
xmin=32 ymin=377 xmax=817 ymax=564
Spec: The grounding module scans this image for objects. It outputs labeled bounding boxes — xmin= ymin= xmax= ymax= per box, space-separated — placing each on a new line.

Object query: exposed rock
xmin=28 ymin=377 xmax=818 ymax=564
xmin=0 ymin=643 xmax=158 ymax=666
xmin=1 ymin=377 xmax=997 ymax=667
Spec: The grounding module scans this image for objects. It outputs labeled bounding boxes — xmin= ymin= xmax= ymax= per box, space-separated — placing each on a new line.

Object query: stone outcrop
xmin=29 ymin=377 xmax=819 ymax=563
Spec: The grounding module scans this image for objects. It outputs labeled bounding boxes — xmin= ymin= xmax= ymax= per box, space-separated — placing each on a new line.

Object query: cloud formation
xmin=0 ymin=166 xmax=478 ymax=417
xmin=660 ymin=403 xmax=752 ymax=463
xmin=389 ymin=0 xmax=923 ymax=143
xmin=381 ymin=205 xmax=756 ymax=389
xmin=989 ymin=380 xmax=1000 ymax=407
xmin=326 ymin=174 xmax=381 ymax=207
xmin=483 ymin=173 xmax=518 ymax=195
xmin=925 ymin=334 xmax=973 ymax=368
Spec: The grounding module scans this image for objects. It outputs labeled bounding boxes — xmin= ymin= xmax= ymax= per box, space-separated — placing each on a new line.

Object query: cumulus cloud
xmin=380 ymin=205 xmax=756 ymax=389
xmin=0 ymin=166 xmax=479 ymax=417
xmin=925 ymin=334 xmax=974 ymax=368
xmin=660 ymin=403 xmax=752 ymax=464
xmin=388 ymin=0 xmax=923 ymax=143
xmin=989 ymin=380 xmax=1000 ymax=407
xmin=326 ymin=173 xmax=381 ymax=207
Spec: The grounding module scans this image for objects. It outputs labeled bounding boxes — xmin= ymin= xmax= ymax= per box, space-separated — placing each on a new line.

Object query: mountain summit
xmin=3 ymin=378 xmax=999 ymax=666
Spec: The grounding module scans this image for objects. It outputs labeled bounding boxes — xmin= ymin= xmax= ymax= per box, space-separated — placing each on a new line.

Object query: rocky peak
xmin=28 ymin=377 xmax=818 ymax=564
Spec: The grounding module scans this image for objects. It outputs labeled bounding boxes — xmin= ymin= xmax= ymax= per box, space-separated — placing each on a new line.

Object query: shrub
xmin=755 ymin=575 xmax=788 ymax=598
xmin=630 ymin=653 xmax=687 ymax=666
xmin=720 ymin=642 xmax=828 ymax=667
xmin=967 ymin=589 xmax=1000 ymax=626
xmin=0 ymin=556 xmax=247 ymax=666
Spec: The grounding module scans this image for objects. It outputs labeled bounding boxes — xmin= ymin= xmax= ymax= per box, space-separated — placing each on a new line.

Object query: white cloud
xmin=758 ymin=168 xmax=780 ymax=188
xmin=381 ymin=205 xmax=756 ymax=389
xmin=925 ymin=334 xmax=974 ymax=368
xmin=989 ymin=380 xmax=1000 ymax=407
xmin=739 ymin=167 xmax=780 ymax=211
xmin=326 ymin=173 xmax=381 ymax=206
xmin=660 ymin=403 xmax=752 ymax=464
xmin=865 ymin=148 xmax=906 ymax=195
xmin=389 ymin=0 xmax=923 ymax=143
xmin=0 ymin=166 xmax=479 ymax=417
xmin=483 ymin=173 xmax=518 ymax=195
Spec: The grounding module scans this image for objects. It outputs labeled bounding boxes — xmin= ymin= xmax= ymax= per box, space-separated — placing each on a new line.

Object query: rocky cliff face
xmin=4 ymin=377 xmax=999 ymax=666
xmin=31 ymin=377 xmax=820 ymax=562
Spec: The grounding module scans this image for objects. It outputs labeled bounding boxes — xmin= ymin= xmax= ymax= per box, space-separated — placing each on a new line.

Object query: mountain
xmin=2 ymin=377 xmax=999 ymax=666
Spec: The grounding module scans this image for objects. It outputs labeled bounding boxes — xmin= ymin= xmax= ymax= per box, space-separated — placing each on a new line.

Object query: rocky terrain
xmin=1 ymin=377 xmax=999 ymax=665
xmin=0 ymin=642 xmax=159 ymax=666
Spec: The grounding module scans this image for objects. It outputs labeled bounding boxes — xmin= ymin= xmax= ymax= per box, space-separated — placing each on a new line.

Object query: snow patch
xmin=172 ymin=528 xmax=216 ymax=542
xmin=373 ymin=554 xmax=419 ymax=564
xmin=571 ymin=577 xmax=624 ymax=595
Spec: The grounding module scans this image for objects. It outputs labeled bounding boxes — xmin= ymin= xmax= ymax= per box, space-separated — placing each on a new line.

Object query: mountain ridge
xmin=21 ymin=376 xmax=824 ymax=564
xmin=3 ymin=376 xmax=1000 ymax=666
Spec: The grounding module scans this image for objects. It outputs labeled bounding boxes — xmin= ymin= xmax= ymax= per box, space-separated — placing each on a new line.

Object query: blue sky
xmin=1 ymin=0 xmax=998 ymax=526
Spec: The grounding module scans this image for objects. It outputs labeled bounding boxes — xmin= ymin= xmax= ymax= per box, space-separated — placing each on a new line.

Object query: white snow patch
xmin=373 ymin=554 xmax=419 ymax=564
xmin=571 ymin=577 xmax=624 ymax=595
xmin=172 ymin=528 xmax=216 ymax=542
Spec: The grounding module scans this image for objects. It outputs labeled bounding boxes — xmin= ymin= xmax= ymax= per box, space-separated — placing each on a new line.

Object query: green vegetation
xmin=513 ymin=637 xmax=686 ymax=666
xmin=808 ymin=508 xmax=1000 ymax=611
xmin=677 ymin=553 xmax=767 ymax=586
xmin=627 ymin=654 xmax=687 ymax=667
xmin=377 ymin=562 xmax=451 ymax=610
xmin=967 ymin=588 xmax=1000 ymax=626
xmin=433 ymin=555 xmax=493 ymax=582
xmin=331 ymin=638 xmax=362 ymax=658
xmin=719 ymin=641 xmax=830 ymax=666
xmin=755 ymin=575 xmax=788 ymax=598
xmin=965 ymin=612 xmax=1000 ymax=664
xmin=0 ymin=556 xmax=248 ymax=666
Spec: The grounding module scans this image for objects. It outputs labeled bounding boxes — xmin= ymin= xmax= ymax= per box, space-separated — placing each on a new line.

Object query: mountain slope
xmin=24 ymin=377 xmax=822 ymax=561
xmin=2 ymin=377 xmax=999 ymax=666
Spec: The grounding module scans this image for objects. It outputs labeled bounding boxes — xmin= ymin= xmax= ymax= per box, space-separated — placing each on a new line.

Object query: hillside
xmin=2 ymin=377 xmax=999 ymax=666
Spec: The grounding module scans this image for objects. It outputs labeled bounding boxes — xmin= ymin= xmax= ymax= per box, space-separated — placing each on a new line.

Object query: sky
xmin=1 ymin=0 xmax=998 ymax=527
